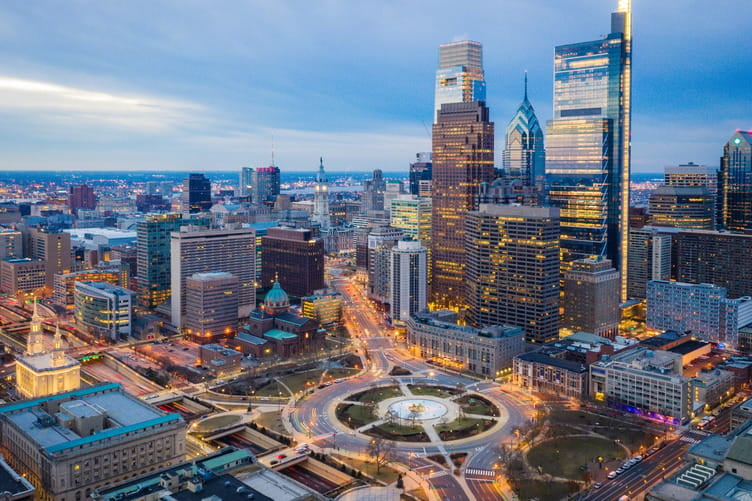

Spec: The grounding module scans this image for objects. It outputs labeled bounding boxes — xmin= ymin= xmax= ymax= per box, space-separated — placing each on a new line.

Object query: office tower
xmin=674 ymin=229 xmax=752 ymax=299
xmin=390 ymin=239 xmax=427 ymax=327
xmin=545 ymin=0 xmax=632 ymax=301
xmin=68 ymin=184 xmax=96 ymax=216
xmin=0 ymin=258 xmax=46 ymax=293
xmin=252 ymin=166 xmax=281 ymax=205
xmin=170 ymin=227 xmax=255 ymax=328
xmin=0 ymin=384 xmax=185 ymax=501
xmin=136 ymin=213 xmax=183 ymax=309
xmin=312 ymin=158 xmax=330 ymax=229
xmin=367 ymin=225 xmax=404 ymax=306
xmin=720 ymin=130 xmax=752 ymax=230
xmin=431 ymin=101 xmax=494 ymax=310
xmin=409 ymin=153 xmax=432 ymax=196
xmin=239 ymin=167 xmax=254 ymax=197
xmin=627 ymin=226 xmax=672 ymax=299
xmin=260 ymin=227 xmax=324 ymax=297
xmin=184 ymin=272 xmax=239 ymax=343
xmin=74 ymin=282 xmax=134 ymax=340
xmin=16 ymin=302 xmax=80 ymax=399
xmin=182 ymin=173 xmax=212 ymax=213
xmin=563 ymin=257 xmax=620 ymax=339
xmin=665 ymin=163 xmax=717 ymax=191
xmin=390 ymin=195 xmax=432 ymax=246
xmin=53 ymin=266 xmax=125 ymax=310
xmin=383 ymin=181 xmax=406 ymax=217
xmin=0 ymin=228 xmax=22 ymax=260
xmin=29 ymin=227 xmax=72 ymax=288
xmin=302 ymin=290 xmax=343 ymax=327
xmin=648 ymin=185 xmax=714 ymax=229
xmin=434 ymin=40 xmax=486 ymax=121
xmin=502 ymin=73 xmax=545 ymax=187
xmin=361 ymin=169 xmax=386 ymax=214
xmin=465 ymin=204 xmax=560 ymax=343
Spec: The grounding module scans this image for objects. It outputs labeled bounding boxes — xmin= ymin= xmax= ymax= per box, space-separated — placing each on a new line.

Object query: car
xmin=334 ymin=378 xmax=344 ymax=383
xmin=261 ymin=397 xmax=270 ymax=401
xmin=594 ymin=483 xmax=603 ymax=489
xmin=277 ymin=454 xmax=287 ymax=460
xmin=608 ymin=471 xmax=618 ymax=479
xmin=270 ymin=460 xmax=279 ymax=465
xmin=634 ymin=455 xmax=643 ymax=462
xmin=615 ymin=468 xmax=624 ymax=474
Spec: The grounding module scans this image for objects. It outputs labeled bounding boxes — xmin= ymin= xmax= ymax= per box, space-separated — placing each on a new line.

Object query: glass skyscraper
xmin=433 ymin=41 xmax=486 ymax=122
xmin=720 ymin=130 xmax=752 ymax=231
xmin=545 ymin=0 xmax=632 ymax=301
xmin=503 ymin=74 xmax=545 ymax=188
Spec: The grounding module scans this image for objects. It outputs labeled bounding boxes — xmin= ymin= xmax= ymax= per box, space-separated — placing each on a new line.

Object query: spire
xmin=50 ymin=323 xmax=66 ymax=367
xmin=524 ymin=70 xmax=528 ymax=101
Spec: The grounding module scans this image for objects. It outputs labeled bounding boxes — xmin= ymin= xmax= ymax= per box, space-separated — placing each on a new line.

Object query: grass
xmin=350 ymin=386 xmax=403 ymax=403
xmin=434 ymin=418 xmax=494 ymax=441
xmin=548 ymin=409 xmax=655 ymax=452
xmin=336 ymin=403 xmax=378 ymax=429
xmin=407 ymin=385 xmax=459 ymax=398
xmin=527 ymin=436 xmax=625 ymax=480
xmin=325 ymin=368 xmax=360 ymax=380
xmin=254 ymin=410 xmax=289 ymax=436
xmin=365 ymin=422 xmax=430 ymax=442
xmin=332 ymin=454 xmax=401 ymax=484
xmin=510 ymin=479 xmax=571 ymax=501
xmin=455 ymin=395 xmax=500 ymax=417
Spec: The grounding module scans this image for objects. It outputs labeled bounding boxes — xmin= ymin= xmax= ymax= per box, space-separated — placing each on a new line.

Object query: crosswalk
xmin=465 ymin=468 xmax=496 ymax=479
xmin=679 ymin=436 xmax=702 ymax=444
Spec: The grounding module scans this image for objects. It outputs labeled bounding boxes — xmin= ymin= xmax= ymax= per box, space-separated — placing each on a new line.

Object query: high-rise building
xmin=260 ymin=227 xmax=324 ymax=297
xmin=29 ymin=228 xmax=72 ymax=288
xmin=367 ymin=226 xmax=404 ymax=306
xmin=252 ymin=166 xmax=281 ymax=205
xmin=648 ymin=185 xmax=715 ymax=230
xmin=720 ymin=130 xmax=752 ymax=231
xmin=665 ymin=162 xmax=717 ymax=190
xmin=239 ymin=167 xmax=254 ymax=197
xmin=0 ymin=258 xmax=46 ymax=293
xmin=563 ymin=258 xmax=620 ymax=339
xmin=182 ymin=173 xmax=212 ymax=213
xmin=390 ymin=195 xmax=432 ymax=248
xmin=465 ymin=204 xmax=560 ymax=343
xmin=502 ymin=74 xmax=545 ymax=187
xmin=383 ymin=181 xmax=406 ymax=217
xmin=184 ymin=272 xmax=239 ymax=343
xmin=136 ymin=213 xmax=184 ymax=309
xmin=434 ymin=40 xmax=486 ymax=121
xmin=409 ymin=153 xmax=432 ymax=196
xmin=431 ymin=101 xmax=494 ymax=310
xmin=15 ymin=302 xmax=80 ymax=399
xmin=0 ymin=384 xmax=185 ymax=501
xmin=361 ymin=169 xmax=386 ymax=214
xmin=312 ymin=158 xmax=330 ymax=230
xmin=545 ymin=0 xmax=632 ymax=301
xmin=170 ymin=227 xmax=255 ymax=328
xmin=74 ymin=282 xmax=134 ymax=341
xmin=390 ymin=239 xmax=427 ymax=327
xmin=0 ymin=228 xmax=22 ymax=260
xmin=68 ymin=184 xmax=97 ymax=216
xmin=627 ymin=226 xmax=672 ymax=300
xmin=674 ymin=229 xmax=752 ymax=299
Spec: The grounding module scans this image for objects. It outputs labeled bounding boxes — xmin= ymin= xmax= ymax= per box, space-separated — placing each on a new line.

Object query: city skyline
xmin=0 ymin=1 xmax=749 ymax=172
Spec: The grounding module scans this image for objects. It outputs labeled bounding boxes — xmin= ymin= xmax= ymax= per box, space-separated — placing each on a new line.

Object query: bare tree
xmin=367 ymin=437 xmax=396 ymax=473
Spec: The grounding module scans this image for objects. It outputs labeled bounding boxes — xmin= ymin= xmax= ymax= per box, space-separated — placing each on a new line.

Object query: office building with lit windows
xmin=54 ymin=266 xmax=125 ymax=310
xmin=563 ymin=257 xmax=620 ymax=339
xmin=0 ymin=383 xmax=185 ymax=501
xmin=301 ymin=289 xmax=343 ymax=327
xmin=74 ymin=282 xmax=134 ymax=341
xmin=502 ymin=74 xmax=545 ymax=187
xmin=431 ymin=101 xmax=495 ymax=310
xmin=648 ymin=185 xmax=715 ymax=230
xmin=183 ymin=272 xmax=239 ymax=343
xmin=409 ymin=153 xmax=432 ymax=196
xmin=390 ymin=195 xmax=432 ymax=279
xmin=720 ymin=130 xmax=752 ymax=231
xmin=182 ymin=173 xmax=212 ymax=213
xmin=136 ymin=213 xmax=184 ymax=309
xmin=545 ymin=0 xmax=632 ymax=300
xmin=260 ymin=227 xmax=324 ymax=297
xmin=0 ymin=228 xmax=22 ymax=260
xmin=407 ymin=311 xmax=524 ymax=377
xmin=367 ymin=225 xmax=404 ymax=306
xmin=434 ymin=40 xmax=486 ymax=121
xmin=627 ymin=226 xmax=672 ymax=300
xmin=171 ymin=227 xmax=255 ymax=328
xmin=390 ymin=239 xmax=428 ymax=327
xmin=29 ymin=227 xmax=72 ymax=288
xmin=0 ymin=258 xmax=46 ymax=294
xmin=465 ymin=204 xmax=560 ymax=343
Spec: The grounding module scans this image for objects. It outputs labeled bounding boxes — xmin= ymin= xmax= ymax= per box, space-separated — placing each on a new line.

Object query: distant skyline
xmin=0 ymin=1 xmax=749 ymax=173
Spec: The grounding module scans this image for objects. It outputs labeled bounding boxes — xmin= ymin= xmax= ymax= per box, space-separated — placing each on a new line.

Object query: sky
xmin=0 ymin=1 xmax=749 ymax=173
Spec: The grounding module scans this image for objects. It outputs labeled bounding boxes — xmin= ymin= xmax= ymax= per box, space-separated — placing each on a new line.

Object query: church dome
xmin=265 ymin=280 xmax=290 ymax=309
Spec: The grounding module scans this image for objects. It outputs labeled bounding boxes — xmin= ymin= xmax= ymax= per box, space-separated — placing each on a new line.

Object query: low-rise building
xmin=513 ymin=352 xmax=589 ymax=398
xmin=407 ymin=310 xmax=524 ymax=377
xmin=74 ymin=281 xmax=134 ymax=340
xmin=0 ymin=258 xmax=46 ymax=294
xmin=691 ymin=369 xmax=735 ymax=410
xmin=301 ymin=289 xmax=343 ymax=327
xmin=198 ymin=343 xmax=243 ymax=377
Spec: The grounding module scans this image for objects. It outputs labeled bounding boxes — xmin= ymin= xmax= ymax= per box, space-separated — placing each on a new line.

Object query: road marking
xmin=466 ymin=468 xmax=496 ymax=478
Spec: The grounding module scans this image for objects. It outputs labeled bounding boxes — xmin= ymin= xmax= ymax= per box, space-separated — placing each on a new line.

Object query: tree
xmin=366 ymin=437 xmax=396 ymax=473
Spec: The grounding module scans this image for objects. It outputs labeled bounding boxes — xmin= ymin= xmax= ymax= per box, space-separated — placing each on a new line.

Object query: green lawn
xmin=527 ymin=436 xmax=625 ymax=480
xmin=455 ymin=395 xmax=499 ymax=417
xmin=407 ymin=385 xmax=459 ymax=398
xmin=350 ymin=386 xmax=403 ymax=403
xmin=332 ymin=454 xmax=401 ymax=484
xmin=365 ymin=422 xmax=430 ymax=442
xmin=434 ymin=417 xmax=494 ymax=441
xmin=325 ymin=368 xmax=360 ymax=380
xmin=548 ymin=409 xmax=655 ymax=452
xmin=336 ymin=403 xmax=378 ymax=429
xmin=254 ymin=411 xmax=288 ymax=436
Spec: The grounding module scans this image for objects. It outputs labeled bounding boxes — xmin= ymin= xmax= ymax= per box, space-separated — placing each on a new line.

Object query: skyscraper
xmin=182 ymin=173 xmax=212 ymax=213
xmin=260 ymin=227 xmax=324 ymax=297
xmin=409 ymin=153 xmax=432 ymax=196
xmin=502 ymin=74 xmax=545 ymax=187
xmin=312 ymin=158 xmax=330 ymax=229
xmin=545 ymin=0 xmax=632 ymax=301
xmin=720 ymin=130 xmax=752 ymax=231
xmin=434 ymin=40 xmax=486 ymax=121
xmin=562 ymin=257 xmax=620 ymax=339
xmin=68 ymin=184 xmax=97 ymax=215
xmin=361 ymin=169 xmax=386 ymax=214
xmin=239 ymin=167 xmax=254 ymax=197
xmin=252 ymin=166 xmax=281 ymax=205
xmin=465 ymin=204 xmax=560 ymax=343
xmin=648 ymin=185 xmax=714 ymax=230
xmin=367 ymin=225 xmax=404 ymax=306
xmin=137 ymin=213 xmax=183 ymax=309
xmin=627 ymin=226 xmax=672 ymax=300
xmin=390 ymin=239 xmax=428 ymax=327
xmin=430 ymin=101 xmax=494 ymax=310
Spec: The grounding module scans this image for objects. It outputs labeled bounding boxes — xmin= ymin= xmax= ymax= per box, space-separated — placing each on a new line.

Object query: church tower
xmin=313 ymin=157 xmax=330 ymax=230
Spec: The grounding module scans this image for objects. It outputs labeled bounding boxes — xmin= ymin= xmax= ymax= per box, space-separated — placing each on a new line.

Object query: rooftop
xmin=263 ymin=329 xmax=297 ymax=341
xmin=516 ymin=352 xmax=588 ymax=373
xmin=0 ymin=455 xmax=34 ymax=499
xmin=236 ymin=332 xmax=268 ymax=345
xmin=670 ymin=340 xmax=711 ymax=356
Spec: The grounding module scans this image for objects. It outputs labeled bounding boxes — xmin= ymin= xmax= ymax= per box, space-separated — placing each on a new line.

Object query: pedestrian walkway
xmin=465 ymin=468 xmax=496 ymax=479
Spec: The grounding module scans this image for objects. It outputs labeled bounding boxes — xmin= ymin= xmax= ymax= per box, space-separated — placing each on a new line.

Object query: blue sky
xmin=0 ymin=0 xmax=749 ymax=173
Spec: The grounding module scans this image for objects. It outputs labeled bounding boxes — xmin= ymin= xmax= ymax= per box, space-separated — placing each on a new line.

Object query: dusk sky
xmin=0 ymin=1 xmax=749 ymax=173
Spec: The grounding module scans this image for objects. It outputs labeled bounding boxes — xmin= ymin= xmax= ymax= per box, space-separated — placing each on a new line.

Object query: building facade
xmin=563 ymin=257 xmax=620 ymax=339
xmin=29 ymin=228 xmax=72 ymax=288
xmin=0 ymin=258 xmax=46 ymax=294
xmin=367 ymin=225 xmax=404 ymax=306
xmin=182 ymin=173 xmax=212 ymax=213
xmin=301 ymin=289 xmax=343 ymax=327
xmin=648 ymin=185 xmax=715 ymax=230
xmin=720 ymin=131 xmax=752 ymax=231
xmin=409 ymin=153 xmax=432 ymax=196
xmin=465 ymin=204 xmax=560 ymax=343
xmin=53 ymin=266 xmax=126 ymax=310
xmin=627 ymin=226 xmax=672 ymax=300
xmin=136 ymin=213 xmax=184 ymax=309
xmin=545 ymin=0 xmax=632 ymax=300
xmin=68 ymin=184 xmax=97 ymax=216
xmin=170 ymin=227 xmax=255 ymax=328
xmin=390 ymin=239 xmax=428 ymax=327
xmin=74 ymin=282 xmax=134 ymax=340
xmin=433 ymin=40 xmax=486 ymax=121
xmin=260 ymin=227 xmax=324 ymax=298
xmin=431 ymin=101 xmax=495 ymax=310
xmin=0 ymin=228 xmax=23 ymax=260
xmin=312 ymin=158 xmax=330 ymax=230
xmin=184 ymin=272 xmax=239 ymax=343
xmin=407 ymin=311 xmax=524 ymax=377
xmin=513 ymin=352 xmax=589 ymax=399
xmin=502 ymin=74 xmax=545 ymax=187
